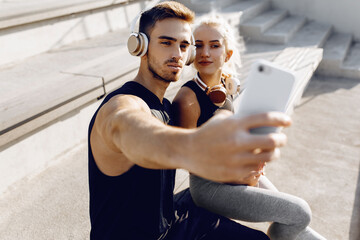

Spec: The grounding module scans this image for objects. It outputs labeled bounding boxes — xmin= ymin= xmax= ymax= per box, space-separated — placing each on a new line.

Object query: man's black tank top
xmin=88 ymin=81 xmax=175 ymax=239
xmin=182 ymin=80 xmax=233 ymax=127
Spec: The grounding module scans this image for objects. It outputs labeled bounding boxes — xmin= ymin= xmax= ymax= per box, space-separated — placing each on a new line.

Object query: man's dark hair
xmin=139 ymin=1 xmax=195 ymax=38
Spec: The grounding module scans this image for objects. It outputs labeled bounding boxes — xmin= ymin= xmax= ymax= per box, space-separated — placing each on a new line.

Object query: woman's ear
xmin=225 ymin=50 xmax=233 ymax=62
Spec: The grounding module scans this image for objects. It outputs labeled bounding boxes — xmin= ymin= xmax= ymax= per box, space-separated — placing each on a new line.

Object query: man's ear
xmin=225 ymin=50 xmax=233 ymax=62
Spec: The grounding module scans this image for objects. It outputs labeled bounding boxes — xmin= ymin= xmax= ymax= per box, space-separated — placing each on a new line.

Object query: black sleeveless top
xmin=88 ymin=81 xmax=175 ymax=240
xmin=182 ymin=80 xmax=233 ymax=127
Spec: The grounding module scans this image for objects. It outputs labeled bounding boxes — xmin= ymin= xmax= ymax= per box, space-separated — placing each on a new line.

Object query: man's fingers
xmin=243 ymin=132 xmax=288 ymax=150
xmin=202 ymin=148 xmax=280 ymax=183
xmin=238 ymin=112 xmax=292 ymax=129
xmin=211 ymin=109 xmax=233 ymax=121
xmin=233 ymin=128 xmax=287 ymax=150
xmin=241 ymin=148 xmax=280 ymax=165
xmin=224 ymin=149 xmax=280 ymax=172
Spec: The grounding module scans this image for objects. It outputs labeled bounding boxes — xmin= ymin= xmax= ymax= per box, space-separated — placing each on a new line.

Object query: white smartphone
xmin=236 ymin=59 xmax=296 ymax=134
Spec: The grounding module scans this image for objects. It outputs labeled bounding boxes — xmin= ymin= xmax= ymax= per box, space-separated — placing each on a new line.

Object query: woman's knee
xmin=189 ymin=175 xmax=216 ymax=206
xmin=291 ymin=197 xmax=312 ymax=228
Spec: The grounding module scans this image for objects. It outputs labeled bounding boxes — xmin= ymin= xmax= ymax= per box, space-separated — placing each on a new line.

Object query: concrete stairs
xmin=230 ymin=0 xmax=360 ymax=80
xmin=240 ymin=8 xmax=290 ymax=41
xmin=212 ymin=0 xmax=271 ymax=33
xmin=318 ymin=34 xmax=360 ymax=79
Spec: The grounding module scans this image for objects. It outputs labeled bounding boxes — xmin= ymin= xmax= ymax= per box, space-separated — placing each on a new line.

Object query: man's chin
xmin=163 ymin=78 xmax=178 ymax=83
xmin=164 ymin=72 xmax=182 ymax=83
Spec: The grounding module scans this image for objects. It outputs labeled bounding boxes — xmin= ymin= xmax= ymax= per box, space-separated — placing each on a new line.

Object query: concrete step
xmin=240 ymin=9 xmax=288 ymax=40
xmin=177 ymin=0 xmax=241 ymax=13
xmin=0 ymin=0 xmax=144 ymax=68
xmin=341 ymin=42 xmax=360 ymax=80
xmin=317 ymin=33 xmax=353 ymax=77
xmin=235 ymin=45 xmax=323 ymax=115
xmin=241 ymin=18 xmax=331 ymax=49
xmin=0 ymin=0 xmax=133 ymax=29
xmin=262 ymin=15 xmax=306 ymax=44
xmin=220 ymin=0 xmax=271 ymax=28
xmin=191 ymin=0 xmax=271 ymax=53
xmin=273 ymin=47 xmax=324 ymax=109
xmin=287 ymin=20 xmax=332 ymax=48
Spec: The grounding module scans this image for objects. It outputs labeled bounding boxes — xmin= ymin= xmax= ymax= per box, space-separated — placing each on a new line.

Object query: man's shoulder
xmin=105 ymin=81 xmax=139 ymax=100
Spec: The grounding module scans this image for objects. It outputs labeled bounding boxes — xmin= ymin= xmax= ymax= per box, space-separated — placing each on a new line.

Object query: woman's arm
xmin=172 ymin=86 xmax=200 ymax=128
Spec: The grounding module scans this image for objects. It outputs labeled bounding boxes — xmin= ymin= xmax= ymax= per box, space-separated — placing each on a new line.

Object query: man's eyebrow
xmin=158 ymin=36 xmax=177 ymax=41
xmin=159 ymin=36 xmax=191 ymax=45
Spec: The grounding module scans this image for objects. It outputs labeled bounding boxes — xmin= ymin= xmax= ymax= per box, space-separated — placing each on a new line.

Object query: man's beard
xmin=147 ymin=54 xmax=181 ymax=83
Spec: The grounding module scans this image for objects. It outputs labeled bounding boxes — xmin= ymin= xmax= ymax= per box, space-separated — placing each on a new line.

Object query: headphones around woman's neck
xmin=194 ymin=73 xmax=240 ymax=107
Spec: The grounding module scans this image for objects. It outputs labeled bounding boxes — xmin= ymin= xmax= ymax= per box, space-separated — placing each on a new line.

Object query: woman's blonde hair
xmin=193 ymin=14 xmax=242 ymax=77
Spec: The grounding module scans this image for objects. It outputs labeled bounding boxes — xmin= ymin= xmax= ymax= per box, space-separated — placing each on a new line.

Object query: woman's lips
xmin=198 ymin=61 xmax=212 ymax=66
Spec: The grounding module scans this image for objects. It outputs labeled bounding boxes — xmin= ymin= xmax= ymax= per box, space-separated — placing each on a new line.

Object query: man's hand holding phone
xmin=236 ymin=59 xmax=296 ymax=134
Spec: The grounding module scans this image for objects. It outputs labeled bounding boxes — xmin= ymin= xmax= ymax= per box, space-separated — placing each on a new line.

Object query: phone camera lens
xmin=258 ymin=65 xmax=264 ymax=72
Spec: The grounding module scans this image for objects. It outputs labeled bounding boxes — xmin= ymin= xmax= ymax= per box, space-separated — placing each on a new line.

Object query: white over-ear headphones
xmin=127 ymin=11 xmax=195 ymax=65
xmin=185 ymin=36 xmax=196 ymax=65
xmin=224 ymin=75 xmax=241 ymax=95
xmin=127 ymin=11 xmax=148 ymax=57
xmin=194 ymin=73 xmax=241 ymax=107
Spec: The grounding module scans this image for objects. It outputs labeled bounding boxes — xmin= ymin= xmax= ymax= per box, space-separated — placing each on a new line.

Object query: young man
xmin=88 ymin=1 xmax=291 ymax=239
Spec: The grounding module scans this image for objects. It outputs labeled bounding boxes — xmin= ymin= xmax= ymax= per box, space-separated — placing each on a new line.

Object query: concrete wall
xmin=0 ymin=100 xmax=101 ymax=195
xmin=271 ymin=0 xmax=360 ymax=41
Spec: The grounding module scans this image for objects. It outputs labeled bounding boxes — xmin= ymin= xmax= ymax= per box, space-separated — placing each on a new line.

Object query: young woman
xmin=172 ymin=15 xmax=326 ymax=240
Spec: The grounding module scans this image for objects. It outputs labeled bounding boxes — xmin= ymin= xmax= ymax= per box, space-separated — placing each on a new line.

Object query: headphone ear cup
xmin=208 ymin=85 xmax=227 ymax=107
xmin=225 ymin=77 xmax=241 ymax=95
xmin=127 ymin=32 xmax=148 ymax=57
xmin=186 ymin=45 xmax=195 ymax=65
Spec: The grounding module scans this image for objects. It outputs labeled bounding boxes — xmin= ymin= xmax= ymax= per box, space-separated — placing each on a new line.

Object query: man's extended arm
xmin=91 ymin=94 xmax=291 ymax=182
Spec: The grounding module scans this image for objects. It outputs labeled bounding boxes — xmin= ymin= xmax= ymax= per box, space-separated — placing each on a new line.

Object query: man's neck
xmin=134 ymin=68 xmax=170 ymax=103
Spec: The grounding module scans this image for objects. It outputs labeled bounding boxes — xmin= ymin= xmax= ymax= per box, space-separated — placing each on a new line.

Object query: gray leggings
xmin=190 ymin=174 xmax=326 ymax=240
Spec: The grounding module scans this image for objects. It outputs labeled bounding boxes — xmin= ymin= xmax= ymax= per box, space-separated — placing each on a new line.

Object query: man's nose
xmin=171 ymin=45 xmax=183 ymax=62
